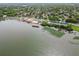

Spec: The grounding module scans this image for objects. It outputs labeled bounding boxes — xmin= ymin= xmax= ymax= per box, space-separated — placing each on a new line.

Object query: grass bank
xmin=73 ymin=36 xmax=79 ymax=40
xmin=71 ymin=25 xmax=79 ymax=32
xmin=43 ymin=26 xmax=65 ymax=37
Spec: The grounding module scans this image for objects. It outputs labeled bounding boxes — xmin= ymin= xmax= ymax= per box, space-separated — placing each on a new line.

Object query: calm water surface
xmin=0 ymin=20 xmax=79 ymax=56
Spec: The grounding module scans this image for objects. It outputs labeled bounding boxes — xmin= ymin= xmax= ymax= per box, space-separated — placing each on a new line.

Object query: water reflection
xmin=0 ymin=20 xmax=79 ymax=56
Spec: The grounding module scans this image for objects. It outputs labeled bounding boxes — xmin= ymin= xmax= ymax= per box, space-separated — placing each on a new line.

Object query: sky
xmin=0 ymin=0 xmax=79 ymax=3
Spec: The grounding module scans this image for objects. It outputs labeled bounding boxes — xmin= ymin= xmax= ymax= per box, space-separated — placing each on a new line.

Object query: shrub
xmin=41 ymin=20 xmax=49 ymax=26
xmin=66 ymin=18 xmax=78 ymax=23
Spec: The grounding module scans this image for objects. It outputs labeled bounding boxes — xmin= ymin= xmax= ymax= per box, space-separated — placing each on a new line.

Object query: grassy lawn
xmin=71 ymin=25 xmax=79 ymax=32
xmin=43 ymin=26 xmax=65 ymax=37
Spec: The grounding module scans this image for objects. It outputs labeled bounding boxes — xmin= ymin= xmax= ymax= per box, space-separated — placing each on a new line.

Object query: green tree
xmin=66 ymin=18 xmax=78 ymax=23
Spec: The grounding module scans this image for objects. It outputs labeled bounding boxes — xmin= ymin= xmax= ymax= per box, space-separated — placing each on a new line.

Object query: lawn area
xmin=43 ymin=26 xmax=65 ymax=37
xmin=71 ymin=25 xmax=79 ymax=32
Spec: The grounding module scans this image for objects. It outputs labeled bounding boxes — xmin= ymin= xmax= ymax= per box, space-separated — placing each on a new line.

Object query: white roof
xmin=32 ymin=21 xmax=38 ymax=24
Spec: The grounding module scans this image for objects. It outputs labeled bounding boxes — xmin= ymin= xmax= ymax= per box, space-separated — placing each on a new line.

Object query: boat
xmin=32 ymin=24 xmax=39 ymax=28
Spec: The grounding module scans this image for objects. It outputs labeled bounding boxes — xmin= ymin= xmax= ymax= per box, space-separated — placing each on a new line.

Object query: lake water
xmin=0 ymin=20 xmax=79 ymax=56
